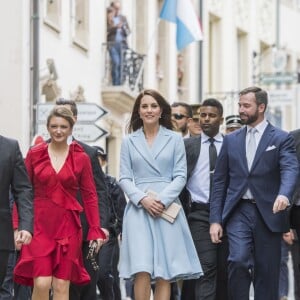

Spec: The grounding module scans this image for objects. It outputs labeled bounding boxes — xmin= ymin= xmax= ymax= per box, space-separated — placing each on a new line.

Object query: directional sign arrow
xmin=72 ymin=123 xmax=108 ymax=142
xmin=77 ymin=103 xmax=108 ymax=122
xmin=37 ymin=103 xmax=108 ymax=122
xmin=37 ymin=123 xmax=108 ymax=142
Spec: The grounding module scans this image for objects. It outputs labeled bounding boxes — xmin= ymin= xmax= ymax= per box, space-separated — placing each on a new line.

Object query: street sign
xmin=260 ymin=73 xmax=297 ymax=85
xmin=37 ymin=103 xmax=108 ymax=122
xmin=77 ymin=103 xmax=108 ymax=122
xmin=268 ymin=89 xmax=295 ymax=104
xmin=37 ymin=123 xmax=108 ymax=142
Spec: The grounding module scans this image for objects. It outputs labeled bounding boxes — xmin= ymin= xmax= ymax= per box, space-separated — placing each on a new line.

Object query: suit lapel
xmin=236 ymin=127 xmax=249 ymax=173
xmin=152 ymin=126 xmax=172 ymax=159
xmin=251 ymin=123 xmax=274 ymax=170
xmin=186 ymin=136 xmax=201 ymax=178
xmin=129 ymin=128 xmax=161 ymax=174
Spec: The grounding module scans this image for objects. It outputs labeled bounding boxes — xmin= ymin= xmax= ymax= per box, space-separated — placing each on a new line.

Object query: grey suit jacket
xmin=0 ymin=136 xmax=33 ymax=250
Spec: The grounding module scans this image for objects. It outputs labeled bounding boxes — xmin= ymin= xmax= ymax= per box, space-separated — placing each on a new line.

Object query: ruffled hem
xmin=86 ymin=226 xmax=106 ymax=241
xmin=14 ymin=257 xmax=91 ymax=286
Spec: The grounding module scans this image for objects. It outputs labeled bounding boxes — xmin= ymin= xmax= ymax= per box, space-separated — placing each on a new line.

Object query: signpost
xmin=37 ymin=103 xmax=108 ymax=122
xmin=37 ymin=123 xmax=108 ymax=142
xmin=36 ymin=102 xmax=109 ymax=142
xmin=260 ymin=72 xmax=297 ymax=85
xmin=268 ymin=89 xmax=295 ymax=105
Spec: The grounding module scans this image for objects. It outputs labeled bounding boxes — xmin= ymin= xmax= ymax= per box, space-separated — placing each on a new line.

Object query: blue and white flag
xmin=160 ymin=0 xmax=203 ymax=51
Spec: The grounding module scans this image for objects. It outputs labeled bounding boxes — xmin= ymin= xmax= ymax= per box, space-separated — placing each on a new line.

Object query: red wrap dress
xmin=14 ymin=141 xmax=105 ymax=286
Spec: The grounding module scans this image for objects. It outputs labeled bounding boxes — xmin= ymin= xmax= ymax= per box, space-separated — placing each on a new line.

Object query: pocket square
xmin=265 ymin=145 xmax=276 ymax=151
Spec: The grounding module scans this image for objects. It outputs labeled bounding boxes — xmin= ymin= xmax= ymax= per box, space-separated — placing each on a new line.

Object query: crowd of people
xmin=1 ymin=86 xmax=300 ymax=300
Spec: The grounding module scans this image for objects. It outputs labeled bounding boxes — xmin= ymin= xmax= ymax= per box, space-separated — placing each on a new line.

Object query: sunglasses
xmin=172 ymin=113 xmax=188 ymax=120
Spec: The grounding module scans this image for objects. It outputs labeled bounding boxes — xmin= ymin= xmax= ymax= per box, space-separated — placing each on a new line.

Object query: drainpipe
xmin=199 ymin=0 xmax=203 ymax=102
xmin=31 ymin=0 xmax=39 ymax=140
xmin=276 ymin=0 xmax=280 ymax=49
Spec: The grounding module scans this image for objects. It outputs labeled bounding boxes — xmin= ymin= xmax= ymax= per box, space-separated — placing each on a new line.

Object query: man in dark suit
xmin=290 ymin=129 xmax=300 ymax=240
xmin=210 ymin=86 xmax=299 ymax=300
xmin=180 ymin=98 xmax=228 ymax=300
xmin=55 ymin=99 xmax=110 ymax=300
xmin=0 ymin=136 xmax=33 ymax=287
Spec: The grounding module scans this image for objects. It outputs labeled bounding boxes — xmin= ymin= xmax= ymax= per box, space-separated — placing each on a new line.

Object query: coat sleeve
xmin=278 ymin=133 xmax=299 ymax=200
xmin=158 ymin=136 xmax=187 ymax=208
xmin=119 ymin=137 xmax=147 ymax=207
xmin=12 ymin=142 xmax=34 ymax=234
xmin=79 ymin=154 xmax=106 ymax=241
xmin=209 ymin=136 xmax=230 ymax=224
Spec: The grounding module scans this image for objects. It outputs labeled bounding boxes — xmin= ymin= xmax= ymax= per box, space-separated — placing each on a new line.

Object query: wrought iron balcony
xmin=102 ymin=43 xmax=145 ymax=92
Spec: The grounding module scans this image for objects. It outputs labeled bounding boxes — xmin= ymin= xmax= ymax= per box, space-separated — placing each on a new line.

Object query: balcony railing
xmin=102 ymin=43 xmax=145 ymax=92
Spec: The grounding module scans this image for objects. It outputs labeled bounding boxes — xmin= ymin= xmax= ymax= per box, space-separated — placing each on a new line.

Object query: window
xmin=44 ymin=0 xmax=61 ymax=32
xmin=71 ymin=0 xmax=89 ymax=51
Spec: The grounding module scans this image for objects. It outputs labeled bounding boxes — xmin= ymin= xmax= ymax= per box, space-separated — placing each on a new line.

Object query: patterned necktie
xmin=246 ymin=128 xmax=257 ymax=169
xmin=209 ymin=138 xmax=217 ymax=199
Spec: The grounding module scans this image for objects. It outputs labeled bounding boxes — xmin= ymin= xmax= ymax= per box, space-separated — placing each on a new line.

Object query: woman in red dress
xmin=14 ymin=106 xmax=106 ymax=300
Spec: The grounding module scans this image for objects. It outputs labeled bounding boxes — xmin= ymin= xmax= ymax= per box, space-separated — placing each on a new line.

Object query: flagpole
xmin=134 ymin=19 xmax=161 ymax=92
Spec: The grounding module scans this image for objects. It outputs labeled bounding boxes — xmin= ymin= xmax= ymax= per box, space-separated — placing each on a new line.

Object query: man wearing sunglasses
xmin=188 ymin=104 xmax=202 ymax=137
xmin=171 ymin=102 xmax=193 ymax=138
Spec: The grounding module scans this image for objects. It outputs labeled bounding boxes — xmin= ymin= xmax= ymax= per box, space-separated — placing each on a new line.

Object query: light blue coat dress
xmin=119 ymin=126 xmax=203 ymax=281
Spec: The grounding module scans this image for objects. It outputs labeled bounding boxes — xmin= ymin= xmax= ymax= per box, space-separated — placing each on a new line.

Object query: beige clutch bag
xmin=147 ymin=190 xmax=181 ymax=223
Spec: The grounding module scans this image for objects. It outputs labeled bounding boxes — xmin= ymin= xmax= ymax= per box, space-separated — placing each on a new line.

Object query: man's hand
xmin=210 ymin=223 xmax=223 ymax=244
xmin=273 ymin=195 xmax=289 ymax=214
xmin=15 ymin=230 xmax=32 ymax=249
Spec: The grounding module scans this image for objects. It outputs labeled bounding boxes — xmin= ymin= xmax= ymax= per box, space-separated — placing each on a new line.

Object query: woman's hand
xmin=140 ymin=196 xmax=165 ymax=217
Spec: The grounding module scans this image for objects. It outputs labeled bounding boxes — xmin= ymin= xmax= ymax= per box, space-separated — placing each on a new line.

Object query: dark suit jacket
xmin=179 ymin=136 xmax=202 ymax=215
xmin=210 ymin=123 xmax=299 ymax=233
xmin=289 ymin=129 xmax=300 ymax=228
xmin=76 ymin=140 xmax=110 ymax=240
xmin=0 ymin=136 xmax=33 ymax=251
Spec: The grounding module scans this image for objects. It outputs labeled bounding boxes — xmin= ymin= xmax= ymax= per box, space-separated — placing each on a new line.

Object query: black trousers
xmin=0 ymin=251 xmax=10 ymax=288
xmin=97 ymin=236 xmax=121 ymax=300
xmin=181 ymin=205 xmax=229 ymax=300
xmin=69 ymin=242 xmax=99 ymax=300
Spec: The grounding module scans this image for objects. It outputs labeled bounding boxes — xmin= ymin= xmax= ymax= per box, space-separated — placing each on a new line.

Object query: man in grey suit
xmin=210 ymin=86 xmax=299 ymax=300
xmin=0 ymin=135 xmax=33 ymax=287
xmin=181 ymin=98 xmax=228 ymax=300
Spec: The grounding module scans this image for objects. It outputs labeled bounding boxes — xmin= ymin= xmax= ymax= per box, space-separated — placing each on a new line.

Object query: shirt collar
xmin=201 ymin=132 xmax=223 ymax=143
xmin=247 ymin=118 xmax=268 ymax=134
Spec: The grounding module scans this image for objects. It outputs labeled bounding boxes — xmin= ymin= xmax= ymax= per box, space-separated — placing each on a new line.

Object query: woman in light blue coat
xmin=119 ymin=89 xmax=202 ymax=300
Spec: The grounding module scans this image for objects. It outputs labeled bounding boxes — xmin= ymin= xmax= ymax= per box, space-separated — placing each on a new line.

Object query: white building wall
xmin=0 ymin=0 xmax=31 ymax=154
xmin=40 ymin=1 xmax=104 ymax=103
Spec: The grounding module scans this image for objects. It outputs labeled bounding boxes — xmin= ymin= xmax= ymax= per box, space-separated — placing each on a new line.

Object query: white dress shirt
xmin=187 ymin=132 xmax=223 ymax=204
